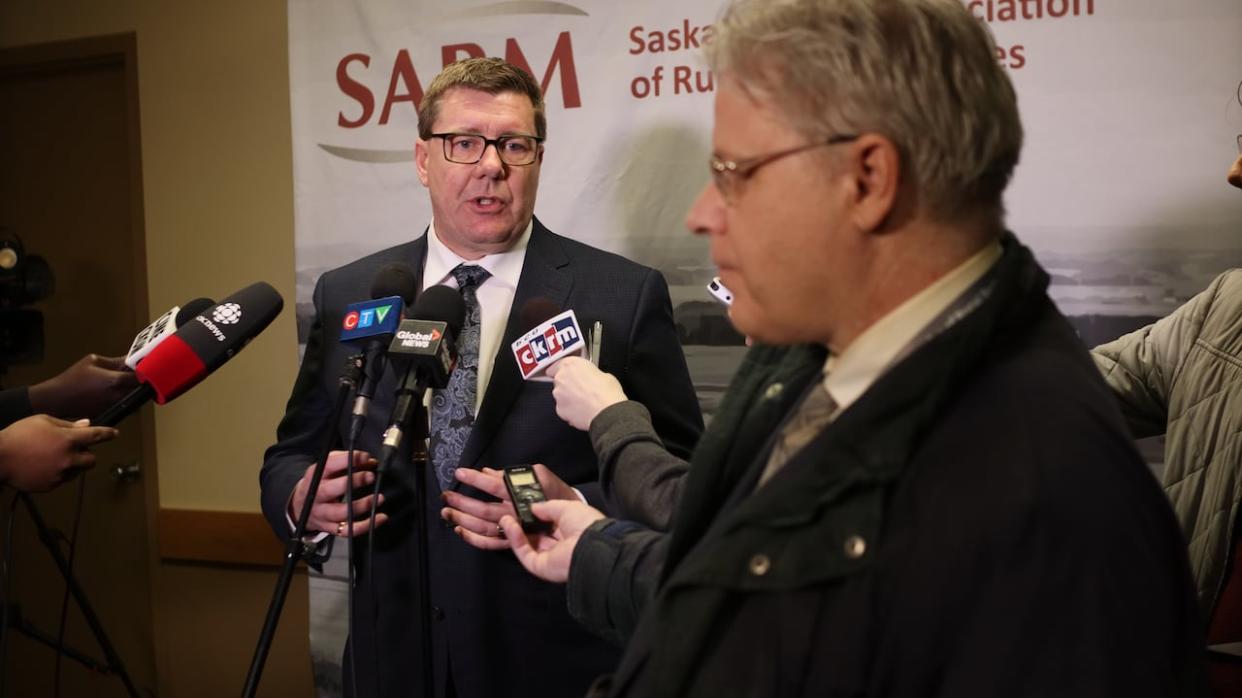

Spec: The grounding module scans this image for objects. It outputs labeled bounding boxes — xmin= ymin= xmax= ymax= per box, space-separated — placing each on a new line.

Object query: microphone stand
xmin=242 ymin=355 xmax=362 ymax=698
xmin=410 ymin=409 xmax=433 ymax=698
xmin=13 ymin=492 xmax=140 ymax=698
xmin=373 ymin=364 xmax=434 ymax=698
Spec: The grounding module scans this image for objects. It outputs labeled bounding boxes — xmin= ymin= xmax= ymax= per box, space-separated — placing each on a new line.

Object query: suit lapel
xmin=456 ymin=219 xmax=571 ymax=474
xmin=371 ymin=234 xmax=429 ymax=441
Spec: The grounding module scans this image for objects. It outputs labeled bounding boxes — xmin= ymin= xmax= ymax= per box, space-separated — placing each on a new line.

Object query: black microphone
xmin=345 ymin=263 xmax=419 ymax=442
xmin=93 ymin=282 xmax=284 ymax=426
xmin=378 ymin=285 xmax=465 ymax=470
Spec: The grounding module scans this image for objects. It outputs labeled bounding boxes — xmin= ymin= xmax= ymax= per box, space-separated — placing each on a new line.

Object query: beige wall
xmin=0 ymin=0 xmax=298 ymax=514
xmin=1 ymin=2 xmax=311 ymax=695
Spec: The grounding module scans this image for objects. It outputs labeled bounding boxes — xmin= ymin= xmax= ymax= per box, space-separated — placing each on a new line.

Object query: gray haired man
xmin=497 ymin=1 xmax=1208 ymax=696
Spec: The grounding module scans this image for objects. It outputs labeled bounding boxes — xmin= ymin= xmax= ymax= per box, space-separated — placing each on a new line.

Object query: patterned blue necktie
xmin=430 ymin=264 xmax=491 ymax=491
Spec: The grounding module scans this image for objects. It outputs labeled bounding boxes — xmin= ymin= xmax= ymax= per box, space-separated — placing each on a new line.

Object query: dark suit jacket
xmin=260 ymin=218 xmax=703 ymax=698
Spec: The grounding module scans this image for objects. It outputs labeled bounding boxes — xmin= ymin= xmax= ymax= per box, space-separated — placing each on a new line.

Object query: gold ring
xmin=336 ymin=521 xmax=346 ymax=536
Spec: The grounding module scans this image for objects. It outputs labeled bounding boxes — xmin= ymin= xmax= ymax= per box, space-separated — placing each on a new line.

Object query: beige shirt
xmin=823 ymin=242 xmax=1002 ymax=418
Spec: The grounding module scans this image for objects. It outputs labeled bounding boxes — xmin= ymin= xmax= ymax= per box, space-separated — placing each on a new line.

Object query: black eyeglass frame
xmin=709 ymin=134 xmax=859 ymax=202
xmin=430 ymin=132 xmax=545 ymax=166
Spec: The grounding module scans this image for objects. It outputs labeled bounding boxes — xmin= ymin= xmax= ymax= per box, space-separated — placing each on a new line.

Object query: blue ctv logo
xmin=340 ymin=296 xmax=403 ymax=342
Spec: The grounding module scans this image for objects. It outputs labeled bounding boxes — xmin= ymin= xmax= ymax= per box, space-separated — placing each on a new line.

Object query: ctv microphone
xmin=378 ymin=285 xmax=465 ymax=467
xmin=511 ymin=307 xmax=586 ymax=380
xmin=124 ymin=297 xmax=216 ymax=369
xmin=344 ymin=264 xmax=418 ymax=442
xmin=94 ymin=282 xmax=284 ymax=426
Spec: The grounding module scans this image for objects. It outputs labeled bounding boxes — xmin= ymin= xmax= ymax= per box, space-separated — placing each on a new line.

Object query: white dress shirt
xmin=422 ymin=219 xmax=532 ymax=413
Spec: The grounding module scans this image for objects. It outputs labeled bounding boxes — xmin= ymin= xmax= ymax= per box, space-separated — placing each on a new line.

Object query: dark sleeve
xmin=619 ymin=269 xmax=702 ymax=460
xmin=0 ymin=387 xmax=32 ymax=429
xmin=259 ymin=276 xmax=338 ymax=541
xmin=567 ymin=517 xmax=669 ymax=646
xmin=590 ymin=401 xmax=687 ymax=531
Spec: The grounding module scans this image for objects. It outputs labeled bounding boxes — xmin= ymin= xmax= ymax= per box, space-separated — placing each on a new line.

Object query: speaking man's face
xmin=416 ymin=88 xmax=543 ymax=260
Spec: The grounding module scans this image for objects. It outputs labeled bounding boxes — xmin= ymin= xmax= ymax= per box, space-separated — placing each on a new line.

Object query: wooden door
xmin=0 ymin=35 xmax=157 ymax=697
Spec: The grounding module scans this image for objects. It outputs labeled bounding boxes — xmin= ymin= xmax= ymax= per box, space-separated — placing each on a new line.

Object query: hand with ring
xmin=442 ymin=465 xmax=576 ymax=551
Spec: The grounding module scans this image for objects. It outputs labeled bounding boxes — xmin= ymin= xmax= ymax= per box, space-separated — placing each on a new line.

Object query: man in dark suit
xmin=259 ymin=57 xmax=702 ymax=698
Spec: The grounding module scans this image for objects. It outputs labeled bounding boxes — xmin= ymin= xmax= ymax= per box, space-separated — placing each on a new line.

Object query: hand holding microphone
xmin=545 ymin=357 xmax=628 ymax=432
xmin=27 ymin=354 xmax=138 ymax=421
xmin=94 ymin=283 xmax=283 ymax=426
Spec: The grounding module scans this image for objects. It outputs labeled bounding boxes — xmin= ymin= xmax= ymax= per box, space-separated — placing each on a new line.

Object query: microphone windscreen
xmin=519 ymin=297 xmax=561 ymax=331
xmin=412 ymin=285 xmax=466 ymax=338
xmin=137 ymin=282 xmax=283 ymax=402
xmin=371 ymin=263 xmax=418 ymax=306
xmin=174 ymin=297 xmax=215 ymax=327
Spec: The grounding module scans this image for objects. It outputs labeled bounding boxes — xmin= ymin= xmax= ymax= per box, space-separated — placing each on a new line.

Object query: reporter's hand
xmin=501 ymin=499 xmax=606 ymax=583
xmin=28 ymin=354 xmax=138 ymax=419
xmin=546 ymin=357 xmax=628 ymax=431
xmin=446 ymin=465 xmax=577 ymax=551
xmin=289 ymin=450 xmax=386 ymax=537
xmin=0 ymin=415 xmax=118 ymax=492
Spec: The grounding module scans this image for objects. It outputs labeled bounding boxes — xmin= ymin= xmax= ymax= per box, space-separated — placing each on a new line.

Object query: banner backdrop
xmin=288 ymin=1 xmax=1242 ymax=694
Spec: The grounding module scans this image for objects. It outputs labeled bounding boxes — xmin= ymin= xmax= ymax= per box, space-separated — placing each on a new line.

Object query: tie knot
xmin=451 ymin=264 xmax=491 ymax=291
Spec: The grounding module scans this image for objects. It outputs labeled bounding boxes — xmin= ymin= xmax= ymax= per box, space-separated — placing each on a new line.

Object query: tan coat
xmin=1094 ymin=269 xmax=1242 ymax=615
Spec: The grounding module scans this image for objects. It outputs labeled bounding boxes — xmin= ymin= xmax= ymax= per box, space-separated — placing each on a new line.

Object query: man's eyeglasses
xmin=1236 ymin=134 xmax=1241 ymax=154
xmin=709 ymin=134 xmax=858 ymax=203
xmin=431 ymin=133 xmax=543 ymax=166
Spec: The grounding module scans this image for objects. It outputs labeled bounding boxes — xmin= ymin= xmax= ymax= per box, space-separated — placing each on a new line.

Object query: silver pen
xmin=590 ymin=321 xmax=603 ymax=366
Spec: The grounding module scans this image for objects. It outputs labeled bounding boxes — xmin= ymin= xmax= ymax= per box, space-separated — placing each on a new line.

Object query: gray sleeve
xmin=591 ymin=401 xmax=689 ymax=531
xmin=566 ymin=517 xmax=668 ymax=647
xmin=1091 ymin=272 xmax=1227 ymax=438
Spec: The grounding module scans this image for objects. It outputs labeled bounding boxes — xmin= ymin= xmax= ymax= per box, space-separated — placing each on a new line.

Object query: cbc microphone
xmin=343 ymin=264 xmax=418 ymax=441
xmin=511 ymin=307 xmax=587 ymax=380
xmin=124 ymin=297 xmax=216 ymax=369
xmin=94 ymin=282 xmax=284 ymax=426
xmin=378 ymin=285 xmax=465 ymax=467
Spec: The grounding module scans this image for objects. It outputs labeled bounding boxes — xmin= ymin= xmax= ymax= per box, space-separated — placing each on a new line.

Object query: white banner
xmin=288 ymin=1 xmax=1242 ymax=693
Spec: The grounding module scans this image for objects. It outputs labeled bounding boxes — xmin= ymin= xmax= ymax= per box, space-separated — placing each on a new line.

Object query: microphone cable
xmin=0 ymin=491 xmax=19 ymax=696
xmin=52 ymin=472 xmax=88 ymax=698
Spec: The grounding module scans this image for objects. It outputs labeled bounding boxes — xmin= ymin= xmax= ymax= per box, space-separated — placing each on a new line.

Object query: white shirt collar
xmin=823 ymin=241 xmax=1002 ymax=413
xmin=423 ymin=219 xmax=532 ymax=292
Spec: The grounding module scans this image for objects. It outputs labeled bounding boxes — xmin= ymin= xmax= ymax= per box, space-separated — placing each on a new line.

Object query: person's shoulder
xmin=534 ymin=223 xmax=655 ymax=278
xmin=1202 ymin=268 xmax=1242 ymax=309
xmin=320 ymin=239 xmax=423 ymax=284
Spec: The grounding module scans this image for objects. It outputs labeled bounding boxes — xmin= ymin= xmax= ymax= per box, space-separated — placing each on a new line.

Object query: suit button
xmin=748 ymin=554 xmax=771 ymax=576
xmin=843 ymin=535 xmax=867 ymax=559
xmin=433 ymin=606 xmax=446 ymax=621
xmin=763 ymin=383 xmax=784 ymax=401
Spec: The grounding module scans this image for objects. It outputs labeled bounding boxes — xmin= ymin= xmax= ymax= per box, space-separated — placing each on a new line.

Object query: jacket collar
xmin=670 ymin=233 xmax=1049 ymax=573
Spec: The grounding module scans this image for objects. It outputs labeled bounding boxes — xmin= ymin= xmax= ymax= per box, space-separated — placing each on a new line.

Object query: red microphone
xmin=94 ymin=282 xmax=283 ymax=425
